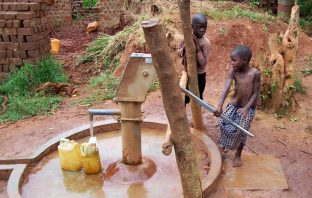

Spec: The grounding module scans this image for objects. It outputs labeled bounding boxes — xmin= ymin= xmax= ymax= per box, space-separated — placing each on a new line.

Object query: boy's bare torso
xmin=230 ymin=67 xmax=259 ymax=107
xmin=179 ymin=36 xmax=210 ymax=74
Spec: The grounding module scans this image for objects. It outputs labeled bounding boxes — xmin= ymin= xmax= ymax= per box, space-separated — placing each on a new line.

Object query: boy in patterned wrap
xmin=213 ymin=45 xmax=261 ymax=167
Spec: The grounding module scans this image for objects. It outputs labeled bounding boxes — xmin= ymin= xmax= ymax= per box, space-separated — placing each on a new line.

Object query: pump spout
xmin=88 ymin=109 xmax=121 ymax=116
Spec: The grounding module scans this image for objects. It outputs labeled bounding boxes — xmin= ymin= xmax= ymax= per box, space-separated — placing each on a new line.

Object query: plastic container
xmin=50 ymin=38 xmax=61 ymax=54
xmin=58 ymin=139 xmax=82 ymax=171
xmin=80 ymin=137 xmax=102 ymax=174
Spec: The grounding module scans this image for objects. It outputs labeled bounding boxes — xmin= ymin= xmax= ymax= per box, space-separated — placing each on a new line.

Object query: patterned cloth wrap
xmin=219 ymin=103 xmax=256 ymax=150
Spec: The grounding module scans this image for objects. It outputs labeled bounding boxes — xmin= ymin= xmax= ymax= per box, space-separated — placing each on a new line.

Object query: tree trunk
xmin=266 ymin=5 xmax=299 ymax=111
xmin=268 ymin=33 xmax=285 ymax=109
xmin=177 ymin=0 xmax=204 ymax=130
xmin=142 ymin=19 xmax=203 ymax=198
xmin=282 ymin=5 xmax=299 ymax=90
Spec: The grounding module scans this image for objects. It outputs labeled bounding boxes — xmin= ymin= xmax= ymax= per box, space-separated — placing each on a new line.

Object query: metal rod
xmin=88 ymin=109 xmax=121 ymax=116
xmin=180 ymin=87 xmax=254 ymax=137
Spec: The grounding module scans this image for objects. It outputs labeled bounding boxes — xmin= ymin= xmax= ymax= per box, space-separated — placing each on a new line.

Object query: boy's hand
xmin=238 ymin=107 xmax=248 ymax=118
xmin=213 ymin=105 xmax=222 ymax=117
xmin=192 ymin=34 xmax=201 ymax=51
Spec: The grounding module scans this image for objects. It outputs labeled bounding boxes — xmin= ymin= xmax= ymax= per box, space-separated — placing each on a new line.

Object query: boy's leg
xmin=233 ymin=142 xmax=244 ymax=167
xmin=198 ymin=73 xmax=206 ymax=99
xmin=162 ymin=126 xmax=173 ymax=155
xmin=219 ymin=104 xmax=239 ymax=151
xmin=184 ymin=77 xmax=190 ymax=105
xmin=232 ymin=107 xmax=256 ymax=167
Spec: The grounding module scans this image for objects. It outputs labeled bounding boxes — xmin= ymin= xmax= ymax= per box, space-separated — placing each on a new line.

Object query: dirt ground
xmin=0 ymin=5 xmax=312 ymax=198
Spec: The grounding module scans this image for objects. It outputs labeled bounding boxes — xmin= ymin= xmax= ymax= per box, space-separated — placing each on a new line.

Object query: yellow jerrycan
xmin=58 ymin=138 xmax=82 ymax=171
xmin=50 ymin=38 xmax=61 ymax=54
xmin=80 ymin=137 xmax=102 ymax=174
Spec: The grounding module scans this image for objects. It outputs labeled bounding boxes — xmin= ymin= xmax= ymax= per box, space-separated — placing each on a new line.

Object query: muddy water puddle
xmin=22 ymin=129 xmax=209 ymax=198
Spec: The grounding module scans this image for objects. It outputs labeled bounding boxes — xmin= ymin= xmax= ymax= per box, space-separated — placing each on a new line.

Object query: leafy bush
xmin=83 ymin=0 xmax=98 ymax=8
xmin=76 ymin=72 xmax=120 ymax=106
xmin=0 ymin=57 xmax=68 ymax=123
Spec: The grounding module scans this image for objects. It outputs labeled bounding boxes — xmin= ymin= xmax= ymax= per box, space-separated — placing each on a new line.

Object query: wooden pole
xmin=142 ymin=19 xmax=203 ymax=198
xmin=177 ymin=0 xmax=204 ymax=130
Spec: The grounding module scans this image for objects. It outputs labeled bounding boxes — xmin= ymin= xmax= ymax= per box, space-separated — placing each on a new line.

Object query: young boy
xmin=213 ymin=45 xmax=260 ymax=167
xmin=178 ymin=13 xmax=210 ymax=104
xmin=162 ymin=13 xmax=210 ymax=155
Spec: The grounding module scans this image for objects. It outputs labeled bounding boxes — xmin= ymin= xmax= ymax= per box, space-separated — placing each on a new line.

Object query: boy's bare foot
xmin=218 ymin=144 xmax=228 ymax=153
xmin=232 ymin=155 xmax=242 ymax=167
xmin=162 ymin=142 xmax=173 ymax=156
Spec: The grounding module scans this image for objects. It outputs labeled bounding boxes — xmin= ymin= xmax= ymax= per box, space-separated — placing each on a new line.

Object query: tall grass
xmin=81 ymin=15 xmax=148 ymax=70
xmin=202 ymin=6 xmax=275 ymax=23
xmin=0 ymin=57 xmax=68 ymax=123
xmin=75 ymin=72 xmax=120 ymax=106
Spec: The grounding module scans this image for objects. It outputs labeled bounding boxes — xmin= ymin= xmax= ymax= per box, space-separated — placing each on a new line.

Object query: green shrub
xmin=76 ymin=72 xmax=120 ymax=106
xmin=202 ymin=6 xmax=275 ymax=23
xmin=83 ymin=0 xmax=98 ymax=8
xmin=0 ymin=57 xmax=68 ymax=123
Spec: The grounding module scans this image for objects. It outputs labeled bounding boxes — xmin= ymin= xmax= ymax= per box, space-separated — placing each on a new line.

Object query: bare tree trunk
xmin=177 ymin=0 xmax=204 ymax=130
xmin=282 ymin=5 xmax=299 ymax=90
xmin=142 ymin=19 xmax=203 ymax=198
xmin=268 ymin=34 xmax=285 ymax=109
xmin=265 ymin=5 xmax=299 ymax=111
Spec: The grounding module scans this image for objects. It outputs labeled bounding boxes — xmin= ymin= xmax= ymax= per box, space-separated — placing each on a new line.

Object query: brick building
xmin=0 ymin=0 xmax=124 ymax=80
xmin=0 ymin=0 xmax=51 ymax=80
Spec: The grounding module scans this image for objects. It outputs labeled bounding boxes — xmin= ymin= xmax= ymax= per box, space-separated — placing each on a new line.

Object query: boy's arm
xmin=193 ymin=36 xmax=209 ymax=67
xmin=213 ymin=70 xmax=234 ymax=117
xmin=238 ymin=70 xmax=261 ymax=118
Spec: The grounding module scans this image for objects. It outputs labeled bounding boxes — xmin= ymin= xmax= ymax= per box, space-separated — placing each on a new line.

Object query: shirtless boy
xmin=214 ymin=45 xmax=261 ymax=167
xmin=178 ymin=13 xmax=210 ymax=104
xmin=162 ymin=13 xmax=210 ymax=155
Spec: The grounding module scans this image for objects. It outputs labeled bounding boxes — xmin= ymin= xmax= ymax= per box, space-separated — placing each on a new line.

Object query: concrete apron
xmin=0 ymin=119 xmax=222 ymax=198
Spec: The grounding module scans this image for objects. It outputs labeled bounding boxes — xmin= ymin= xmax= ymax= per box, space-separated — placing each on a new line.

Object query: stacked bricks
xmin=46 ymin=0 xmax=72 ymax=27
xmin=98 ymin=0 xmax=124 ymax=30
xmin=0 ymin=0 xmax=51 ymax=77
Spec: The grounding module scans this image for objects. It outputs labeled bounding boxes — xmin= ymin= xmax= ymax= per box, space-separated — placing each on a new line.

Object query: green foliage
xmin=0 ymin=94 xmax=62 ymax=123
xmin=0 ymin=57 xmax=67 ymax=123
xmin=202 ymin=6 xmax=275 ymax=23
xmin=290 ymin=76 xmax=306 ymax=94
xmin=81 ymin=35 xmax=111 ymax=64
xmin=274 ymin=107 xmax=287 ymax=119
xmin=76 ymin=72 xmax=120 ymax=106
xmin=298 ymin=0 xmax=312 ymax=31
xmin=289 ymin=114 xmax=298 ymax=122
xmin=298 ymin=0 xmax=312 ymax=18
xmin=263 ymin=67 xmax=272 ymax=77
xmin=81 ymin=16 xmax=148 ymax=70
xmin=270 ymin=81 xmax=279 ymax=93
xmin=148 ymin=80 xmax=160 ymax=92
xmin=83 ymin=0 xmax=98 ymax=8
xmin=302 ymin=56 xmax=312 ymax=75
xmin=276 ymin=35 xmax=283 ymax=43
xmin=249 ymin=0 xmax=260 ymax=6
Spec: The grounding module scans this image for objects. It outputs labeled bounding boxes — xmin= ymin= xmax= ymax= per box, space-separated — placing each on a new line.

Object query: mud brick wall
xmin=0 ymin=0 xmax=51 ymax=79
xmin=99 ymin=0 xmax=124 ymax=30
xmin=72 ymin=0 xmax=99 ymax=20
xmin=46 ymin=0 xmax=72 ymax=27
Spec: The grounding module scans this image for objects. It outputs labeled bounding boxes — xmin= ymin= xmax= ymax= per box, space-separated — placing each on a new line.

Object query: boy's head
xmin=192 ymin=13 xmax=207 ymax=38
xmin=230 ymin=45 xmax=252 ymax=71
